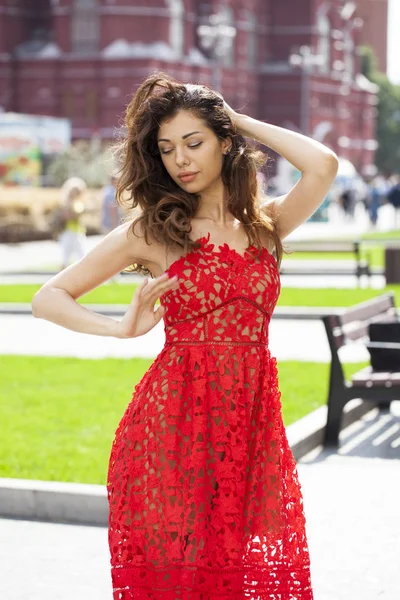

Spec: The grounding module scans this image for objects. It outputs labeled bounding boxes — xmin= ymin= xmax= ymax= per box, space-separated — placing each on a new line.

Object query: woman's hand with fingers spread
xmin=114 ymin=273 xmax=179 ymax=339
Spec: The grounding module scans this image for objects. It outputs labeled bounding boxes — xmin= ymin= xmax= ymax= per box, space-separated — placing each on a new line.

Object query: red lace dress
xmin=107 ymin=233 xmax=314 ymax=599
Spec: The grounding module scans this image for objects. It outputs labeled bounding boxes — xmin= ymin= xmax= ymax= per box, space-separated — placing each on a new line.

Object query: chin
xmin=177 ymin=182 xmax=204 ymax=194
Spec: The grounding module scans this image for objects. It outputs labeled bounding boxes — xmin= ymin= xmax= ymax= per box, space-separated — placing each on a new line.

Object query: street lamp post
xmin=197 ymin=12 xmax=237 ymax=93
xmin=289 ymin=46 xmax=325 ymax=136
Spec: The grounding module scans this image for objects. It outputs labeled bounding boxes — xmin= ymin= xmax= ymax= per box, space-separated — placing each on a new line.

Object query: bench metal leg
xmin=324 ymin=392 xmax=347 ymax=448
xmin=377 ymin=401 xmax=392 ymax=412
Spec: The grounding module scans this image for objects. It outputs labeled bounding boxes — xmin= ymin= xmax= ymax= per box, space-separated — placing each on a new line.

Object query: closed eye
xmin=161 ymin=142 xmax=202 ymax=155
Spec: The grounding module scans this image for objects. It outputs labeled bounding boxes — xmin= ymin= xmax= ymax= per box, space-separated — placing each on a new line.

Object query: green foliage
xmin=360 ymin=45 xmax=378 ymax=79
xmin=46 ymin=139 xmax=116 ymax=187
xmin=360 ymin=45 xmax=400 ymax=174
xmin=373 ymin=74 xmax=400 ymax=174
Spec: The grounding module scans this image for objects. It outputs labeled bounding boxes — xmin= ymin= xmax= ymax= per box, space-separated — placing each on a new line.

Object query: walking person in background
xmin=367 ymin=175 xmax=385 ymax=228
xmin=338 ymin=186 xmax=355 ymax=221
xmin=32 ymin=71 xmax=339 ymax=599
xmin=387 ymin=175 xmax=400 ymax=227
xmin=101 ymin=173 xmax=121 ymax=234
xmin=58 ymin=177 xmax=87 ymax=270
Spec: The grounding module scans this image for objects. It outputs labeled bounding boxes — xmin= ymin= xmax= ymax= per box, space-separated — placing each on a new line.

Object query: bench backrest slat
xmin=340 ymin=294 xmax=396 ymax=324
xmin=326 ymin=293 xmax=396 ymax=351
xmin=340 ymin=311 xmax=396 ymax=343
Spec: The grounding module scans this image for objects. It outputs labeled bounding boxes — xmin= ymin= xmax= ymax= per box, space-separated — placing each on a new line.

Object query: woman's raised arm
xmin=224 ymin=101 xmax=339 ymax=239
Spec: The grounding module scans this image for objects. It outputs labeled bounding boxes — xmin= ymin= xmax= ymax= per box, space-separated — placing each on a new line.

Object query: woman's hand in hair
xmin=222 ymin=99 xmax=240 ymax=126
xmin=222 ymin=99 xmax=250 ymax=136
xmin=114 ymin=273 xmax=180 ymax=339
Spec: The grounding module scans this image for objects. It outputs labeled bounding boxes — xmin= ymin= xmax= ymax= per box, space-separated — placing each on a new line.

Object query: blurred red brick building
xmin=356 ymin=0 xmax=388 ymax=73
xmin=0 ymin=0 xmax=382 ymax=171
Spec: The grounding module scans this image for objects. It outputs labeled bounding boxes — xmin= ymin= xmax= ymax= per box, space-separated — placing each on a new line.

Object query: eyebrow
xmin=158 ymin=131 xmax=202 ymax=143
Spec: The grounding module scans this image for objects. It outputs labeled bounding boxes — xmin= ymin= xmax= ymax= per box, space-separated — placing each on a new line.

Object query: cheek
xmin=204 ymin=149 xmax=224 ymax=177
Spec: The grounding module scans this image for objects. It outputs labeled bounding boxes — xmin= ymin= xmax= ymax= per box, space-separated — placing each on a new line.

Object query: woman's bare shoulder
xmin=120 ymin=216 xmax=192 ymax=276
xmin=121 ymin=218 xmax=162 ymax=263
xmin=36 ymin=220 xmax=152 ymax=300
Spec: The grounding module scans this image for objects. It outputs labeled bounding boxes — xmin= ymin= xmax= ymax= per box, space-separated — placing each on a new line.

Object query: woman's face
xmin=157 ymin=110 xmax=231 ymax=194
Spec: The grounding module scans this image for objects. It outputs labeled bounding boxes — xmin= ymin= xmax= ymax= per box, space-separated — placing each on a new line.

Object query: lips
xmin=178 ymin=172 xmax=198 ymax=183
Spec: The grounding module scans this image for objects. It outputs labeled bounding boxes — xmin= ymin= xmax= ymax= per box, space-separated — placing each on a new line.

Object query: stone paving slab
xmin=0 ymin=517 xmax=112 ymax=600
xmin=0 ymin=272 xmax=387 ymax=289
xmin=1 ymin=446 xmax=399 ymax=600
xmin=0 ymin=313 xmax=371 ymax=362
xmin=0 ymin=211 xmax=395 ymax=286
xmin=300 ymin=455 xmax=400 ymax=600
xmin=0 ymin=215 xmax=388 ymax=273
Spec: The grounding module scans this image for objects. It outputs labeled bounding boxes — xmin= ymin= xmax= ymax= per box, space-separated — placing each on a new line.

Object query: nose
xmin=175 ymin=147 xmax=189 ymax=167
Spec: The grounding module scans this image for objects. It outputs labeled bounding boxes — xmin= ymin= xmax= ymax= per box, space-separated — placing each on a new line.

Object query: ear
xmin=221 ymin=137 xmax=232 ymax=155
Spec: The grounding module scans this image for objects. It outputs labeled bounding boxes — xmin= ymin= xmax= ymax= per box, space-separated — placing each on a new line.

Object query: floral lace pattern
xmin=107 ymin=234 xmax=313 ymax=599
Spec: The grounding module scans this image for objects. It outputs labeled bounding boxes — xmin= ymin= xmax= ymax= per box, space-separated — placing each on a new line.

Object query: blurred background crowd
xmin=0 ymin=0 xmax=399 ymax=267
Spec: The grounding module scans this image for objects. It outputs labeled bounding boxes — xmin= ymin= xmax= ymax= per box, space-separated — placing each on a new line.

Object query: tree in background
xmin=47 ymin=140 xmax=115 ymax=188
xmin=361 ymin=45 xmax=400 ymax=175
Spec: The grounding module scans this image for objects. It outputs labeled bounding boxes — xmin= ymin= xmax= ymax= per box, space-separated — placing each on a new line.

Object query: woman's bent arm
xmin=33 ymin=288 xmax=120 ymax=336
xmin=235 ymin=115 xmax=337 ymax=176
xmin=32 ymin=223 xmax=139 ymax=337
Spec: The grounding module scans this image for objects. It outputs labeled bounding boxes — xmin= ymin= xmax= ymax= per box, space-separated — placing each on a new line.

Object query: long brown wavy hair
xmin=115 ymin=71 xmax=282 ymax=275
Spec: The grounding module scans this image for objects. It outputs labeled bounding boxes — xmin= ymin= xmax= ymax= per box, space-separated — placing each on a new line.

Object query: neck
xmin=195 ymin=181 xmax=233 ymax=226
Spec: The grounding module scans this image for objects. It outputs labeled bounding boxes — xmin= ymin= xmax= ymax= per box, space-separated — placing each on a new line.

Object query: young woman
xmin=32 ymin=72 xmax=338 ymax=599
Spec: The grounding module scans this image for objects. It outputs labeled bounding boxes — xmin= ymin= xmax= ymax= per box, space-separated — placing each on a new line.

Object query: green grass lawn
xmin=1 ymin=282 xmax=399 ymax=307
xmin=0 ymin=355 xmax=367 ymax=484
xmin=0 ymin=283 xmax=137 ymax=304
xmin=361 ymin=229 xmax=400 ymax=240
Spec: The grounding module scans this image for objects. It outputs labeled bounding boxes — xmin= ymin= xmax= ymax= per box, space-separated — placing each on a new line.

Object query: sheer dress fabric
xmin=107 ymin=233 xmax=314 ymax=599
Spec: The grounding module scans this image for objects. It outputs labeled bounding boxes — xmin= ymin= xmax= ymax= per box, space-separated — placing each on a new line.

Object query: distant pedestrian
xmin=387 ymin=176 xmax=400 ymax=227
xmin=338 ymin=187 xmax=356 ymax=220
xmin=367 ymin=176 xmax=385 ymax=228
xmin=101 ymin=173 xmax=121 ymax=234
xmin=58 ymin=177 xmax=87 ymax=270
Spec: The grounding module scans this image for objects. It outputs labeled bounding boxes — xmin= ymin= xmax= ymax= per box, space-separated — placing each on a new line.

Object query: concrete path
xmin=0 ymin=206 xmax=397 ymax=275
xmin=0 ymin=517 xmax=112 ymax=600
xmin=0 ymin=313 xmax=370 ymax=362
xmin=0 ymin=270 xmax=386 ymax=289
xmin=1 ymin=444 xmax=399 ymax=600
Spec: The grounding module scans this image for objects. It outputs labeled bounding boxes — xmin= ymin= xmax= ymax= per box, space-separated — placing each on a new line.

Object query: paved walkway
xmin=1 ymin=213 xmax=395 ymax=292
xmin=0 ymin=270 xmax=386 ymax=289
xmin=0 ymin=313 xmax=370 ymax=362
xmin=2 ymin=434 xmax=399 ymax=600
xmin=0 ymin=207 xmax=396 ymax=275
xmin=0 ymin=215 xmax=390 ymax=364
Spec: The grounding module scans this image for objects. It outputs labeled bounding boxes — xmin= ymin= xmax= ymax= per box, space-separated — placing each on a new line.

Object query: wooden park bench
xmin=284 ymin=240 xmax=371 ymax=284
xmin=322 ymin=292 xmax=400 ymax=447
